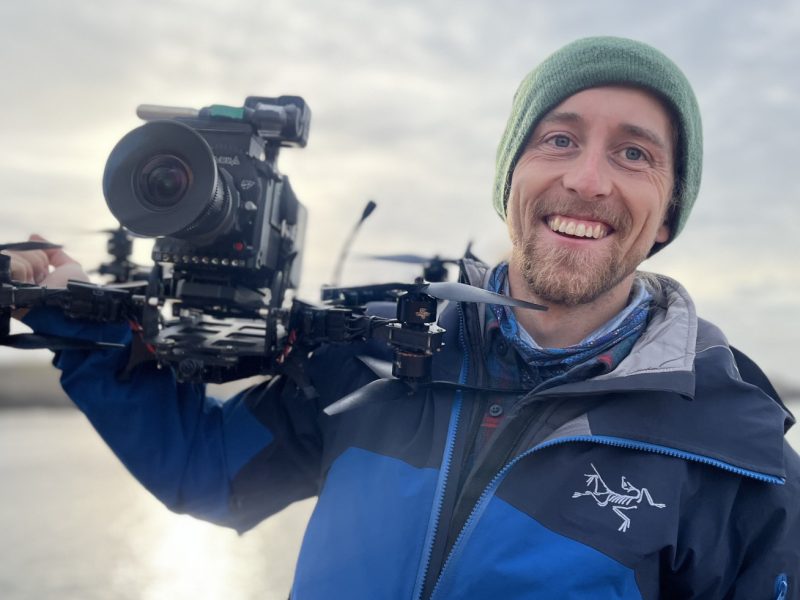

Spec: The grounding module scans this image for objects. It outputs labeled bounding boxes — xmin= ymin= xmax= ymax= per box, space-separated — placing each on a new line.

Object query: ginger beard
xmin=508 ymin=192 xmax=644 ymax=307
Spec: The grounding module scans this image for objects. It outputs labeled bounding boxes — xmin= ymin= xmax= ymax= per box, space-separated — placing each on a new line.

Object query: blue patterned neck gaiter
xmin=486 ymin=263 xmax=652 ymax=389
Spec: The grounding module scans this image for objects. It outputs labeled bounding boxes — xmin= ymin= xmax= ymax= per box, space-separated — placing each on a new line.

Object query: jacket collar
xmin=579 ymin=273 xmax=697 ymax=398
xmin=456 ymin=260 xmax=792 ymax=481
xmin=542 ymin=275 xmax=791 ymax=482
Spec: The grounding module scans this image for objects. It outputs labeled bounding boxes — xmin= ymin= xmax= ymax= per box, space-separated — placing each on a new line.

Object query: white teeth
xmin=547 ymin=215 xmax=609 ymax=239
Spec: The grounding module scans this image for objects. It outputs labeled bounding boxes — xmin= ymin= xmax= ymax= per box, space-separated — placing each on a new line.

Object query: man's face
xmin=506 ymin=86 xmax=674 ymax=306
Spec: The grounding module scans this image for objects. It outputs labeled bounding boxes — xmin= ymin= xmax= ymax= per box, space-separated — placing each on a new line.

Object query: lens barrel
xmin=103 ymin=120 xmax=231 ymax=240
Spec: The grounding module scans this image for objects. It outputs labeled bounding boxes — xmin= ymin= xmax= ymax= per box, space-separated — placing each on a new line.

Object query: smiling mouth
xmin=545 ymin=215 xmax=612 ymax=240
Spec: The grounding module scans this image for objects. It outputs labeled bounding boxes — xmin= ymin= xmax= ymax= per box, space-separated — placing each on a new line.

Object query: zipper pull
xmin=775 ymin=573 xmax=788 ymax=600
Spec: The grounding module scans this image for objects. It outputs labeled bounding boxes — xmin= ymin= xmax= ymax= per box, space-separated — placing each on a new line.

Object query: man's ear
xmin=655 ymin=222 xmax=670 ymax=244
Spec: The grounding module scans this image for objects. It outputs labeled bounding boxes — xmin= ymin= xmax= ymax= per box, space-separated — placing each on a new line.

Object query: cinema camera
xmin=2 ymin=95 xmax=549 ymax=389
xmin=103 ymin=96 xmax=309 ymax=318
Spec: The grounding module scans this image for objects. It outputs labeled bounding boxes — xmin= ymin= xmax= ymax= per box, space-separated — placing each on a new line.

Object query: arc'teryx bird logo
xmin=571 ymin=463 xmax=666 ymax=533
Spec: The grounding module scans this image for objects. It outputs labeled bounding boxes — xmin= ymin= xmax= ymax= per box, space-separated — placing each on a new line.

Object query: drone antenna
xmin=331 ymin=200 xmax=377 ymax=287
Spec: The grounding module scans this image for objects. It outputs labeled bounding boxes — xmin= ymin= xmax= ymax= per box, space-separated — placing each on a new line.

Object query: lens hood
xmin=103 ymin=120 xmax=218 ymax=237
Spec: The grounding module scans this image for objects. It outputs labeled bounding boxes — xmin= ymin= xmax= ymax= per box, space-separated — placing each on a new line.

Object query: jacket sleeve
xmin=22 ymin=307 xmax=323 ymax=533
xmin=724 ymin=445 xmax=800 ymax=600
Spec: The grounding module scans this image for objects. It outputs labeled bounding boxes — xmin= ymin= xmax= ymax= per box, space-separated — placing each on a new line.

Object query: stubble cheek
xmin=625 ymin=174 xmax=673 ymax=248
xmin=509 ymin=175 xmax=545 ymax=244
xmin=645 ymin=167 xmax=675 ymax=217
xmin=506 ymin=185 xmax=525 ymax=247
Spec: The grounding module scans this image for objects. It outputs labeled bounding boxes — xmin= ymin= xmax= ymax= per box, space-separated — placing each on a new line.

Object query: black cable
xmin=330 ymin=200 xmax=376 ymax=287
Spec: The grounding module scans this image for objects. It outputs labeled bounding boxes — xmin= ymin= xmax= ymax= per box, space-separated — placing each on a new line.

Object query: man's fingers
xmin=8 ymin=255 xmax=34 ymax=283
xmin=45 ymin=247 xmax=80 ymax=269
xmin=30 ymin=235 xmax=90 ymax=286
xmin=24 ymin=234 xmax=59 ymax=281
xmin=3 ymin=235 xmax=89 ymax=287
xmin=30 ymin=234 xmax=81 ymax=270
xmin=25 ymin=251 xmax=50 ymax=284
xmin=5 ymin=251 xmax=48 ymax=284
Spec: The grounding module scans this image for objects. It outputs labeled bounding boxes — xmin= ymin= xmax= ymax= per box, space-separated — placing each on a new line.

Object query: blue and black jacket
xmin=24 ymin=261 xmax=800 ymax=599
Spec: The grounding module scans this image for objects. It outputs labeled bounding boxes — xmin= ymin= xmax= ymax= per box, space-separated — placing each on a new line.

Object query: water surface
xmin=0 ymin=410 xmax=313 ymax=600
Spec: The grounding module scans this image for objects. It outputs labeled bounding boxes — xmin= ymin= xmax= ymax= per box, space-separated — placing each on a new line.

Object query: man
xmin=8 ymin=37 xmax=800 ymax=598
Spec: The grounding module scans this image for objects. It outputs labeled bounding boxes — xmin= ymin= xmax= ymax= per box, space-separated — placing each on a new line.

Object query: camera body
xmin=103 ymin=96 xmax=309 ymax=316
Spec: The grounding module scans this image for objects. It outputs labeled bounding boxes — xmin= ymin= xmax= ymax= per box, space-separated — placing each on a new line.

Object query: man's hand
xmin=2 ymin=234 xmax=90 ymax=319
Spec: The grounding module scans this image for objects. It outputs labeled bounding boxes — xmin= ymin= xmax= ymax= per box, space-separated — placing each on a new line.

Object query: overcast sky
xmin=1 ymin=0 xmax=798 ymax=384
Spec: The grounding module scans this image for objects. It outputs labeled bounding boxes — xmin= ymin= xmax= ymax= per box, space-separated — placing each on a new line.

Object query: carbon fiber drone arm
xmin=0 ymin=280 xmax=142 ymax=323
xmin=0 ymin=278 xmax=144 ymax=352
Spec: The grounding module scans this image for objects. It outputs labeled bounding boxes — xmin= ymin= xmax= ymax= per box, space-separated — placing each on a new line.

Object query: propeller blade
xmin=422 ymin=282 xmax=547 ymax=311
xmin=363 ymin=253 xmax=461 ymax=265
xmin=361 ymin=253 xmax=431 ymax=264
xmin=0 ymin=241 xmax=63 ymax=252
xmin=356 ymin=355 xmax=394 ymax=380
xmin=324 ymin=378 xmax=410 ymax=416
xmin=324 ymin=281 xmax=547 ymax=310
xmin=0 ymin=334 xmax=125 ymax=351
xmin=105 ymin=281 xmax=149 ymax=290
xmin=323 ymin=375 xmax=532 ymax=417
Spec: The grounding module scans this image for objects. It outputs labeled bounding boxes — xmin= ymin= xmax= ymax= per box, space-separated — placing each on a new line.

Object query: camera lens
xmin=138 ymin=155 xmax=192 ymax=208
xmin=103 ymin=120 xmax=234 ymax=241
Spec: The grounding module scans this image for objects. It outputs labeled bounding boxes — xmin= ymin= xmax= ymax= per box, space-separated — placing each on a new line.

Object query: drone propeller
xmin=361 ymin=253 xmax=459 ymax=265
xmin=103 ymin=280 xmax=149 ymax=290
xmin=324 ymin=375 xmax=529 ymax=416
xmin=423 ymin=282 xmax=546 ymax=310
xmin=0 ymin=241 xmax=63 ymax=252
xmin=0 ymin=333 xmax=125 ymax=351
xmin=360 ymin=252 xmax=463 ymax=283
xmin=324 ymin=378 xmax=411 ymax=416
xmin=325 ymin=280 xmax=546 ymax=311
xmin=87 ymin=226 xmax=151 ymax=283
xmin=356 ymin=355 xmax=394 ymax=380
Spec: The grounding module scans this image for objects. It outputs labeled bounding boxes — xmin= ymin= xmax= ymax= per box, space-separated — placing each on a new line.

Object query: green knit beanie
xmin=493 ymin=36 xmax=703 ymax=253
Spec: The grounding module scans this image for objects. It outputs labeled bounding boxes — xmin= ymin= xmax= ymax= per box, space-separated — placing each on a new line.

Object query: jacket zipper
xmin=428 ymin=434 xmax=784 ymax=600
xmin=775 ymin=573 xmax=789 ymax=600
xmin=411 ymin=302 xmax=470 ymax=600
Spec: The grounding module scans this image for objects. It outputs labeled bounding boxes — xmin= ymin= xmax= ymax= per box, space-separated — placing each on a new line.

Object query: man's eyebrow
xmin=539 ymin=111 xmax=583 ymax=126
xmin=619 ymin=123 xmax=668 ymax=151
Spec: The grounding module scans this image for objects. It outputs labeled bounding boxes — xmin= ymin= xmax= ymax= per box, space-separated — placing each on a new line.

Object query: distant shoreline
xmin=0 ymin=363 xmax=268 ymax=409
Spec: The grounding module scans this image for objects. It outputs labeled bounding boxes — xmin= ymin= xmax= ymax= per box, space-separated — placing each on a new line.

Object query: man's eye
xmin=551 ymin=135 xmax=571 ymax=148
xmin=624 ymin=147 xmax=644 ymax=161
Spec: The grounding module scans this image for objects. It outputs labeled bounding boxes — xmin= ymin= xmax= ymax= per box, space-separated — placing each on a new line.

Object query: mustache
xmin=529 ymin=193 xmax=632 ymax=234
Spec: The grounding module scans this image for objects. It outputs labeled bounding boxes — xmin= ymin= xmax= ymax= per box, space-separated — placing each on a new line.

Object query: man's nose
xmin=561 ymin=147 xmax=612 ymax=200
